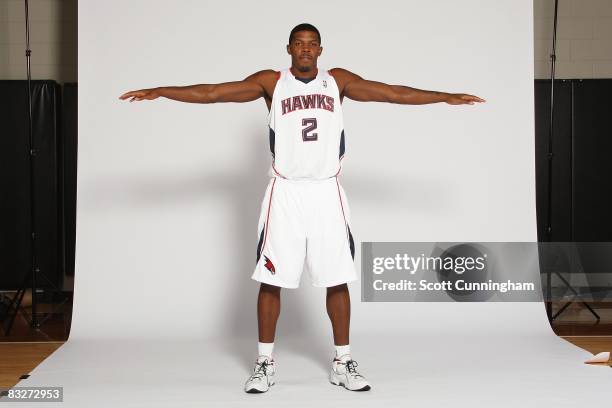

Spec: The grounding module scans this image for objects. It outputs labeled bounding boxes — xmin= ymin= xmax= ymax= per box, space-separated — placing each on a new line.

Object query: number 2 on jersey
xmin=302 ymin=118 xmax=318 ymax=141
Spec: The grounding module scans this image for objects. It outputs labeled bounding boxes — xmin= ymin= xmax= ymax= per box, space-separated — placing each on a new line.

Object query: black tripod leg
xmin=554 ymin=272 xmax=600 ymax=320
xmin=552 ymin=301 xmax=572 ymax=321
xmin=580 ymin=301 xmax=600 ymax=320
xmin=4 ymin=286 xmax=27 ymax=336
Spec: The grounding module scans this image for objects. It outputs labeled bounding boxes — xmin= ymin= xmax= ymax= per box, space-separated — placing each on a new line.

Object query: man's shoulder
xmin=328 ymin=67 xmax=347 ymax=76
xmin=327 ymin=68 xmax=361 ymax=91
xmin=328 ymin=67 xmax=359 ymax=79
xmin=247 ymin=69 xmax=281 ymax=83
xmin=244 ymin=70 xmax=281 ymax=99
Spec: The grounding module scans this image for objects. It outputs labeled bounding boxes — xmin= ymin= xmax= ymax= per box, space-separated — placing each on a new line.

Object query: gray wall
xmin=0 ymin=0 xmax=76 ymax=82
xmin=534 ymin=0 xmax=612 ymax=78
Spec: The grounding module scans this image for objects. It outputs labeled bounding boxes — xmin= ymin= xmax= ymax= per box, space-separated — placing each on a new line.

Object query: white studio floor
xmin=12 ymin=327 xmax=612 ymax=407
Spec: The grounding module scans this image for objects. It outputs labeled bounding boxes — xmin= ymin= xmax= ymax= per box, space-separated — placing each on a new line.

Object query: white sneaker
xmin=330 ymin=356 xmax=371 ymax=391
xmin=244 ymin=356 xmax=276 ymax=393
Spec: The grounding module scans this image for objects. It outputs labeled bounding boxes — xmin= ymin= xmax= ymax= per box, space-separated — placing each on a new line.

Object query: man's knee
xmin=260 ymin=282 xmax=282 ymax=295
xmin=326 ymin=283 xmax=349 ymax=294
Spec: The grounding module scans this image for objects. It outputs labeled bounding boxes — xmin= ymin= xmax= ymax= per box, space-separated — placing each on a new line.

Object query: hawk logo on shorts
xmin=264 ymin=256 xmax=276 ymax=275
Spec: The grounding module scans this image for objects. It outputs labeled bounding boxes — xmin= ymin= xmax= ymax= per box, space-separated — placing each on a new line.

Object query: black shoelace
xmin=250 ymin=360 xmax=271 ymax=380
xmin=344 ymin=360 xmax=364 ymax=378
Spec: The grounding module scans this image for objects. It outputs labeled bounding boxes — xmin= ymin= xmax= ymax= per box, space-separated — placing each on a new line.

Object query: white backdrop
xmin=72 ymin=0 xmax=539 ymax=340
xmin=16 ymin=1 xmax=612 ymax=407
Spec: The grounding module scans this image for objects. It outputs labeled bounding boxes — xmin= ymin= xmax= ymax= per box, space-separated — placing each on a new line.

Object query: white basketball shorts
xmin=251 ymin=176 xmax=358 ymax=288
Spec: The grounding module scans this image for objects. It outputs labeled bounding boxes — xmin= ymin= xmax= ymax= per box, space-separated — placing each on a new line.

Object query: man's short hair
xmin=289 ymin=23 xmax=321 ymax=44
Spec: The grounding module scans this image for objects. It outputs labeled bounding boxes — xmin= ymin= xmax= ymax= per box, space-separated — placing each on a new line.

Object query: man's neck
xmin=290 ymin=66 xmax=318 ymax=79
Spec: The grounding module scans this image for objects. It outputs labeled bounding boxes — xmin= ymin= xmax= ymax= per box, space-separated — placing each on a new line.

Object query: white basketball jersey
xmin=267 ymin=67 xmax=345 ymax=180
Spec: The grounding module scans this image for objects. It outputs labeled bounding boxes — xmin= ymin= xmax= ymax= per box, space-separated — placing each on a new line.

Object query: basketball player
xmin=119 ymin=23 xmax=485 ymax=394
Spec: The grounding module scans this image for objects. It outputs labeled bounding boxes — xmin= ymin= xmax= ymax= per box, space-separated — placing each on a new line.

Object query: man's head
xmin=287 ymin=23 xmax=322 ymax=73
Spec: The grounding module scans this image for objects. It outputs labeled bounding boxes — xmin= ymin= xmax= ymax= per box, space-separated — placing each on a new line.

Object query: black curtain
xmin=62 ymin=83 xmax=78 ymax=277
xmin=535 ymin=79 xmax=612 ymax=243
xmin=572 ymin=80 xmax=612 ymax=242
xmin=0 ymin=80 xmax=63 ymax=290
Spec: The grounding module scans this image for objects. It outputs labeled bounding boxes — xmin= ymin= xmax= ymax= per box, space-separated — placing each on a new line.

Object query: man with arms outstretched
xmin=119 ymin=23 xmax=485 ymax=394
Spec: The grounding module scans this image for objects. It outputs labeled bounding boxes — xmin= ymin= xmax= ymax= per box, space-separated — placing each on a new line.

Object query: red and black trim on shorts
xmin=256 ymin=177 xmax=277 ymax=263
xmin=335 ymin=176 xmax=355 ymax=260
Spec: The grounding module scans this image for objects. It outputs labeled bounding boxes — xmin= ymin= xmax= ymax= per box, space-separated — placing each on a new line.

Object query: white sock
xmin=258 ymin=342 xmax=274 ymax=359
xmin=335 ymin=344 xmax=351 ymax=361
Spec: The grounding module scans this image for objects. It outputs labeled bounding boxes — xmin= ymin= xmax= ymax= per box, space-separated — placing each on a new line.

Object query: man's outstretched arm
xmin=329 ymin=68 xmax=485 ymax=105
xmin=118 ymin=70 xmax=277 ymax=103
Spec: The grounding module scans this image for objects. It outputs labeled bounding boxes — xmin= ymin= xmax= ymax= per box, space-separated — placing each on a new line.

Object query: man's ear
xmin=318 ymin=46 xmax=323 ymax=56
xmin=286 ymin=44 xmax=291 ymax=54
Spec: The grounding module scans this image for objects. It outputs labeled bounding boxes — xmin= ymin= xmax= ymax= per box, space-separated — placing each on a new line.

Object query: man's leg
xmin=247 ymin=177 xmax=305 ymax=393
xmin=326 ymin=283 xmax=350 ymax=346
xmin=258 ymin=283 xmax=281 ymax=343
xmin=326 ymin=283 xmax=371 ymax=391
xmin=244 ymin=283 xmax=281 ymax=393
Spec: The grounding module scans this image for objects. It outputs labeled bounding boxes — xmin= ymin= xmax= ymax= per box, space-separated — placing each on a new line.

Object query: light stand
xmin=544 ymin=0 xmax=599 ymax=323
xmin=2 ymin=0 xmax=69 ymax=337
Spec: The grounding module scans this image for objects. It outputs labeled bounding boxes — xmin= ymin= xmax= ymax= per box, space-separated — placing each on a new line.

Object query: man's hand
xmin=119 ymin=88 xmax=160 ymax=102
xmin=444 ymin=93 xmax=485 ymax=105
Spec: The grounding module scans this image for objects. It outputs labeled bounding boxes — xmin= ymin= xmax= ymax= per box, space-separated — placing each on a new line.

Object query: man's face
xmin=287 ymin=30 xmax=322 ymax=73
